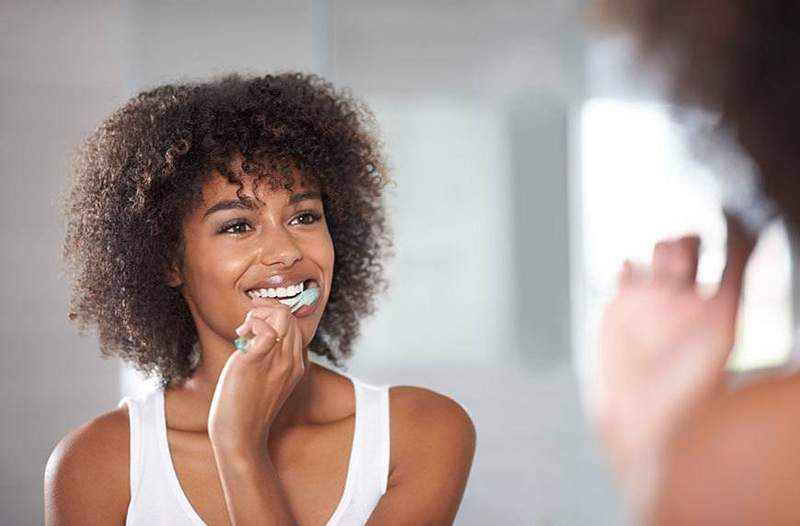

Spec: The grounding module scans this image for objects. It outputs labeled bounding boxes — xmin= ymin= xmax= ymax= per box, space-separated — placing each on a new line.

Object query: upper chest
xmin=165 ymin=417 xmax=355 ymax=526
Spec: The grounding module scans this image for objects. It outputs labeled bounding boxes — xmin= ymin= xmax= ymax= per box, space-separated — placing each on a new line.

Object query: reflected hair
xmin=598 ymin=0 xmax=800 ymax=232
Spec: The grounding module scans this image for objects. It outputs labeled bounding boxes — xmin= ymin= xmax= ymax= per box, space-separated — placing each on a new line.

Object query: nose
xmin=257 ymin=225 xmax=303 ymax=268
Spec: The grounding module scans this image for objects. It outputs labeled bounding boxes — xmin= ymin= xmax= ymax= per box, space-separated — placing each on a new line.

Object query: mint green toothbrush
xmin=235 ymin=288 xmax=320 ymax=352
xmin=290 ymin=287 xmax=320 ymax=313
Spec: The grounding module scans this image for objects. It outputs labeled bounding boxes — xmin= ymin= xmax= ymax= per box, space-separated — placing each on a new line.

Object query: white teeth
xmin=247 ymin=281 xmax=306 ymax=300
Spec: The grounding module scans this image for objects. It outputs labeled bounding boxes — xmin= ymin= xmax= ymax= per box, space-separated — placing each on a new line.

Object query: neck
xmin=175 ymin=330 xmax=317 ymax=433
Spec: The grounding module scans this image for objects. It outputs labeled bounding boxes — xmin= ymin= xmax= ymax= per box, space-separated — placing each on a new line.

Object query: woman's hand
xmin=207 ymin=302 xmax=305 ymax=456
xmin=593 ymin=213 xmax=756 ymax=510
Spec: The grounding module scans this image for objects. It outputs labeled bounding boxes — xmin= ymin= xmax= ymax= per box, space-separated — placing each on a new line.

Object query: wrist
xmin=213 ymin=442 xmax=272 ymax=473
xmin=210 ymin=432 xmax=269 ymax=462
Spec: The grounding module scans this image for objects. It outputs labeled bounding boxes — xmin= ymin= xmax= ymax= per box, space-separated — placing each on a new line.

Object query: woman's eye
xmin=219 ymin=221 xmax=253 ymax=234
xmin=290 ymin=212 xmax=322 ymax=226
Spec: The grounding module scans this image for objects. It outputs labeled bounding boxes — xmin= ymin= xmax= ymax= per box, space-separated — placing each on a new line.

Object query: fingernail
xmin=235 ymin=325 xmax=247 ymax=336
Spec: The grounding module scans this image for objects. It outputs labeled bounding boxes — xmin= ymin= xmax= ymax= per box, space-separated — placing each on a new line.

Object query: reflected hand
xmin=594 ymin=213 xmax=756 ymax=505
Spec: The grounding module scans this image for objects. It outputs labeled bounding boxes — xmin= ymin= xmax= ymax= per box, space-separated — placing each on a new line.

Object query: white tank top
xmin=117 ymin=374 xmax=391 ymax=525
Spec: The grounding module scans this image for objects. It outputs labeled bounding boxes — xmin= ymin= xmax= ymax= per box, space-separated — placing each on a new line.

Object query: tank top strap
xmin=337 ymin=377 xmax=391 ymax=519
xmin=117 ymin=393 xmax=143 ymax=508
xmin=118 ymin=387 xmax=193 ymax=525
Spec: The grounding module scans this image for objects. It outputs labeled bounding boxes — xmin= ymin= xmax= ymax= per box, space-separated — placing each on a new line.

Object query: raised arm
xmin=593 ymin=213 xmax=760 ymax=523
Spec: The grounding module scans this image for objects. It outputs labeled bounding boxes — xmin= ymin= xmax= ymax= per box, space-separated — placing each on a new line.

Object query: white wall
xmin=351 ymin=97 xmax=516 ymax=369
xmin=0 ymin=2 xmax=129 ymax=524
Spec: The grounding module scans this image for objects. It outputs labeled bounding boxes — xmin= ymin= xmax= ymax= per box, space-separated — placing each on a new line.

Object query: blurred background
xmin=2 ymin=1 xmax=797 ymax=524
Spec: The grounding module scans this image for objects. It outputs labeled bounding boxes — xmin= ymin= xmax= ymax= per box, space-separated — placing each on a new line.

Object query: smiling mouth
xmin=245 ymin=279 xmax=319 ymax=307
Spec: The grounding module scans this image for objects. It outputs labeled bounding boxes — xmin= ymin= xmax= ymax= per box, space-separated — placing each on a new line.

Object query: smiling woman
xmin=45 ymin=73 xmax=475 ymax=525
xmin=64 ymin=74 xmax=388 ymax=381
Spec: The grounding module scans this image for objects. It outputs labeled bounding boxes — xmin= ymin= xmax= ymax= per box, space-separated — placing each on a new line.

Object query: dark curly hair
xmin=596 ymin=0 xmax=800 ymax=231
xmin=64 ymin=73 xmax=391 ymax=385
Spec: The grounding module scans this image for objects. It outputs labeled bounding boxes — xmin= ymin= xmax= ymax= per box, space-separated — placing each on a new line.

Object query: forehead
xmin=198 ymin=165 xmax=319 ymax=205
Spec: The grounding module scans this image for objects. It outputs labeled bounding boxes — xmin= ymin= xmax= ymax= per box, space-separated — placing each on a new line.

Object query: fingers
xmin=244 ymin=317 xmax=282 ymax=356
xmin=234 ymin=304 xmax=304 ymax=371
xmin=618 ymin=259 xmax=651 ymax=290
xmin=237 ymin=304 xmax=291 ymax=340
xmin=652 ymin=235 xmax=700 ymax=289
xmin=713 ymin=211 xmax=758 ymax=312
xmin=239 ymin=318 xmax=305 ymax=385
xmin=618 ymin=235 xmax=701 ymax=291
xmin=618 ymin=259 xmax=637 ymax=288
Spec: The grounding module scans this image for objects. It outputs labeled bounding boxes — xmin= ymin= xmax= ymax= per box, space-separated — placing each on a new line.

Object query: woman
xmin=45 ymin=73 xmax=475 ymax=525
xmin=592 ymin=1 xmax=800 ymax=524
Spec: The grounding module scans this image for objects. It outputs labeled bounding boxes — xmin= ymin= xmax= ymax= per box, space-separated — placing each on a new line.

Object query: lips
xmin=245 ymin=272 xmax=313 ymax=296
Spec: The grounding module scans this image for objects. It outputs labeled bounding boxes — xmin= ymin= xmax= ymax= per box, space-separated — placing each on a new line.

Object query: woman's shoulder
xmin=387 ymin=386 xmax=476 ymax=477
xmin=46 ymin=405 xmax=130 ymax=482
xmin=388 ymin=385 xmax=473 ymax=429
xmin=389 ymin=386 xmax=475 ymax=439
xmin=44 ymin=405 xmax=130 ymax=523
xmin=314 ymin=364 xmax=476 ymax=457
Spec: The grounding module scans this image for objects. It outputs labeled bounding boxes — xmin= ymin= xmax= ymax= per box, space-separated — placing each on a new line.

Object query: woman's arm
xmin=366 ymin=387 xmax=476 ymax=525
xmin=207 ymin=303 xmax=306 ymax=525
xmin=210 ymin=442 xmax=297 ymax=525
xmin=211 ymin=299 xmax=475 ymax=525
xmin=44 ymin=408 xmax=130 ymax=526
xmin=593 ymin=214 xmax=758 ymax=523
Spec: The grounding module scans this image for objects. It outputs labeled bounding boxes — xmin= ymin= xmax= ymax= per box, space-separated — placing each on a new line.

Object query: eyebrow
xmin=202 ymin=192 xmax=322 ymax=218
xmin=203 ymin=198 xmax=257 ymax=218
xmin=288 ymin=191 xmax=322 ymax=204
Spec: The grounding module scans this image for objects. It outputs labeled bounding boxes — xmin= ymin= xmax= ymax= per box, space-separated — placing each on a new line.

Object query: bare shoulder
xmin=708 ymin=369 xmax=800 ymax=433
xmin=389 ymin=386 xmax=475 ymax=439
xmin=655 ymin=370 xmax=800 ymax=524
xmin=388 ymin=386 xmax=476 ymax=477
xmin=45 ymin=406 xmax=130 ymax=525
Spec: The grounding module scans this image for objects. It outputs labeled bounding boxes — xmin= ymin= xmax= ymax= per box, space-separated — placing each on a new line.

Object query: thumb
xmin=712 ymin=210 xmax=758 ymax=317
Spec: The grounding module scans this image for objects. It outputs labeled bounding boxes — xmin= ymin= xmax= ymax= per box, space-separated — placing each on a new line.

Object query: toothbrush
xmin=235 ymin=288 xmax=320 ymax=352
xmin=289 ymin=287 xmax=320 ymax=313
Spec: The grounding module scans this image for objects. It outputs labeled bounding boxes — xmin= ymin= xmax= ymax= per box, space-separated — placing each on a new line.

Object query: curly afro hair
xmin=596 ymin=0 xmax=800 ymax=230
xmin=64 ymin=73 xmax=391 ymax=385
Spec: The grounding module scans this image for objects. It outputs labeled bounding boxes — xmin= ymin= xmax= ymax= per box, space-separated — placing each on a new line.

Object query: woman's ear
xmin=165 ymin=260 xmax=184 ymax=288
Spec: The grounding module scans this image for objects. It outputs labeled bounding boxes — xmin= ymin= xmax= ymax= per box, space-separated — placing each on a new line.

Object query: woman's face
xmin=170 ymin=166 xmax=335 ymax=350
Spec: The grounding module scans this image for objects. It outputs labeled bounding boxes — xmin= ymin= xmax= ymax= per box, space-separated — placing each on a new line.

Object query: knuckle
xmin=245 ymin=309 xmax=267 ymax=323
xmin=251 ymin=320 xmax=274 ymax=337
xmin=274 ymin=307 xmax=290 ymax=323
